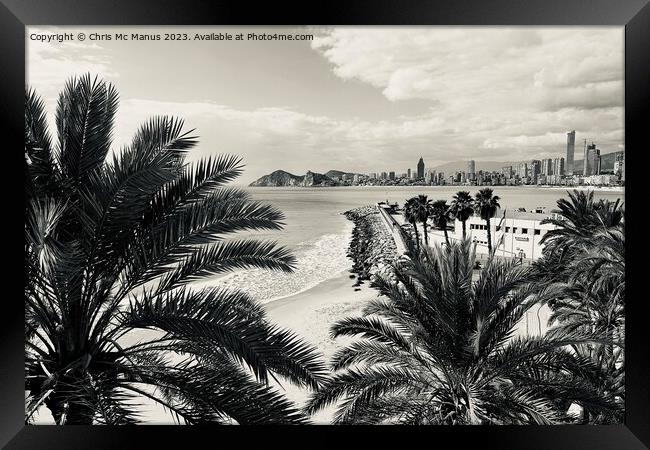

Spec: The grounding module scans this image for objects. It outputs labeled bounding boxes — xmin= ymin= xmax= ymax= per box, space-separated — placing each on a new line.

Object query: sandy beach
xmin=115 ymin=269 xmax=378 ymax=425
xmin=265 ymin=269 xmax=378 ymax=424
xmin=542 ymin=185 xmax=624 ymax=193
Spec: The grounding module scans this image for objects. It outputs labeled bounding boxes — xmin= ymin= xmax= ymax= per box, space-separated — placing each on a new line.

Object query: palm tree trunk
xmin=443 ymin=227 xmax=449 ymax=245
xmin=422 ymin=220 xmax=429 ymax=246
xmin=486 ymin=217 xmax=492 ymax=254
xmin=412 ymin=221 xmax=420 ymax=251
xmin=46 ymin=382 xmax=95 ymax=425
xmin=462 ymin=220 xmax=467 ymax=240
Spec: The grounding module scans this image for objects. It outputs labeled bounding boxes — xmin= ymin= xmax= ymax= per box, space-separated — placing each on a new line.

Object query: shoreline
xmin=189 ymin=221 xmax=354 ymax=305
xmin=265 ymin=269 xmax=378 ymax=423
xmin=247 ymin=185 xmax=625 ymax=192
xmin=261 ymin=205 xmax=401 ymax=423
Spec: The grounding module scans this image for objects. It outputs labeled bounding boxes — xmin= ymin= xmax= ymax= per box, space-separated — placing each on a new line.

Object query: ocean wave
xmin=192 ymin=223 xmax=353 ymax=304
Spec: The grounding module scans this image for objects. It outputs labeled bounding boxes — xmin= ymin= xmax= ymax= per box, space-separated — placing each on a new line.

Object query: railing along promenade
xmin=376 ymin=204 xmax=411 ymax=256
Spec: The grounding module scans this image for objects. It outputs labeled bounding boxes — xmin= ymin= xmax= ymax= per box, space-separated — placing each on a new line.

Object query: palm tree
xmin=474 ymin=188 xmax=501 ymax=254
xmin=533 ymin=192 xmax=625 ymax=424
xmin=403 ymin=197 xmax=421 ymax=251
xmin=305 ymin=240 xmax=616 ymax=424
xmin=25 ymin=75 xmax=327 ymax=425
xmin=449 ymin=191 xmax=475 ymax=240
xmin=540 ymin=189 xmax=624 ymax=259
xmin=429 ymin=200 xmax=452 ymax=245
xmin=412 ymin=195 xmax=433 ymax=246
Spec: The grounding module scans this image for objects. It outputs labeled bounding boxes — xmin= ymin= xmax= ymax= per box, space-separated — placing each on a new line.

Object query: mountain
xmin=325 ymin=170 xmax=363 ymax=179
xmin=303 ymin=170 xmax=336 ymax=186
xmin=248 ymin=170 xmax=301 ymax=187
xmin=249 ymin=170 xmax=336 ymax=187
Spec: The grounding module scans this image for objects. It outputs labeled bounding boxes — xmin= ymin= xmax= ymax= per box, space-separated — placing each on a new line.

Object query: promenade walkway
xmin=376 ymin=204 xmax=409 ymax=256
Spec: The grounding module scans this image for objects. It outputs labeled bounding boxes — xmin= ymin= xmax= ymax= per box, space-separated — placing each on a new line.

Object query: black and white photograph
xmin=24 ymin=25 xmax=627 ymax=426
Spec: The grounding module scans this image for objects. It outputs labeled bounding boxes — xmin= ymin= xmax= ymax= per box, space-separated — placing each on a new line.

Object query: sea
xmin=195 ymin=186 xmax=625 ymax=303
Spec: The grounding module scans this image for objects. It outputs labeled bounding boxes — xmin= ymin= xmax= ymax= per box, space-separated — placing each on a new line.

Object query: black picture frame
xmin=2 ymin=0 xmax=648 ymax=448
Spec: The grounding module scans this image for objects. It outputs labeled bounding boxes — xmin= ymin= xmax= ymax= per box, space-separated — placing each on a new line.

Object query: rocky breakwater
xmin=344 ymin=205 xmax=399 ymax=286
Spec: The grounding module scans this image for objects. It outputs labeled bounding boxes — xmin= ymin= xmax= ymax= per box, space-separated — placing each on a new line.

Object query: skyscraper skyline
xmin=417 ymin=157 xmax=425 ymax=179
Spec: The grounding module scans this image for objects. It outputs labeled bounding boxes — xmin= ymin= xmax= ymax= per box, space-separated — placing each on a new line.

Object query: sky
xmin=27 ymin=26 xmax=624 ymax=184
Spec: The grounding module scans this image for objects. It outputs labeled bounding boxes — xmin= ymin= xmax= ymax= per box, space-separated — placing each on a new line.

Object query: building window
xmin=521 ymin=228 xmax=528 ymax=234
xmin=512 ymin=227 xmax=517 ymax=233
xmin=534 ymin=229 xmax=541 ymax=235
xmin=505 ymin=227 xmax=510 ymax=233
xmin=496 ymin=226 xmax=501 ymax=231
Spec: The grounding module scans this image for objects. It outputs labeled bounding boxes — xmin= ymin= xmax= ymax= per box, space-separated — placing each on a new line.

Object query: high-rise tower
xmin=467 ymin=160 xmax=476 ymax=180
xmin=566 ymin=130 xmax=575 ymax=175
xmin=584 ymin=142 xmax=600 ymax=176
xmin=417 ymin=157 xmax=425 ymax=179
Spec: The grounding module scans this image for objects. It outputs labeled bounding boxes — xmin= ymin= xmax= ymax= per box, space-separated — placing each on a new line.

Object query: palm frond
xmin=305 ymin=366 xmax=420 ymax=418
xmin=55 ymin=74 xmax=118 ymax=184
xmin=25 ymin=89 xmax=58 ymax=195
xmin=155 ymin=240 xmax=295 ymax=293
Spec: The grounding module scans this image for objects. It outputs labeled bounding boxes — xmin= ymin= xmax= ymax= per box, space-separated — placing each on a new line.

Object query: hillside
xmin=249 ymin=170 xmax=336 ymax=187
xmin=325 ymin=170 xmax=363 ymax=179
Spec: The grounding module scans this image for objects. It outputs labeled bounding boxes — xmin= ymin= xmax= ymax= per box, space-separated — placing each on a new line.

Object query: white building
xmin=427 ymin=209 xmax=559 ymax=261
xmin=583 ymin=174 xmax=616 ymax=186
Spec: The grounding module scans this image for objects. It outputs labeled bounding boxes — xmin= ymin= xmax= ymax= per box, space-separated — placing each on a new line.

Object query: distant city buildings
xmin=584 ymin=142 xmax=601 ymax=176
xmin=566 ymin=130 xmax=575 ymax=175
xmin=467 ymin=160 xmax=476 ymax=181
xmin=517 ymin=162 xmax=528 ymax=179
xmin=553 ymin=157 xmax=565 ymax=177
xmin=583 ymin=174 xmax=617 ymax=186
xmin=356 ymin=135 xmax=621 ymax=188
xmin=417 ymin=157 xmax=425 ymax=179
xmin=614 ymin=152 xmax=625 ymax=182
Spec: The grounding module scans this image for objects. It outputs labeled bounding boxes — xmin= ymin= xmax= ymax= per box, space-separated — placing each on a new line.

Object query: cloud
xmin=27 ymin=27 xmax=119 ymax=100
xmin=304 ymin=27 xmax=623 ymax=171
xmin=311 ymin=27 xmax=623 ymax=112
xmin=26 ymin=26 xmax=624 ymax=184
